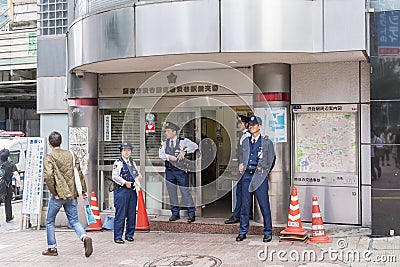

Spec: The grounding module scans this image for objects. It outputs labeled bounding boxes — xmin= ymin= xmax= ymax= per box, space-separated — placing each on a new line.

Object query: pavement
xmin=1 ymin=202 xmax=400 ymax=266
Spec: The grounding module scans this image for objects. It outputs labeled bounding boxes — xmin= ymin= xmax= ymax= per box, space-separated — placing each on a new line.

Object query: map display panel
xmin=294 ymin=105 xmax=357 ymax=173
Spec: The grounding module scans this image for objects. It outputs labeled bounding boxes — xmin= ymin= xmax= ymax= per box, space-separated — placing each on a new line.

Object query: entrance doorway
xmin=201 ymin=114 xmax=231 ymax=218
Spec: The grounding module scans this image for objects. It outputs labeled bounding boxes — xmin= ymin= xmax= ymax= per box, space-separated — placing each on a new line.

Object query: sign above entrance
xmin=122 ymin=84 xmax=220 ymax=96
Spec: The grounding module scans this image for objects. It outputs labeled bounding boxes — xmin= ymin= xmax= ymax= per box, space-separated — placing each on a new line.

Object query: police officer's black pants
xmin=113 ymin=187 xmax=137 ymax=241
xmin=165 ymin=167 xmax=195 ymax=218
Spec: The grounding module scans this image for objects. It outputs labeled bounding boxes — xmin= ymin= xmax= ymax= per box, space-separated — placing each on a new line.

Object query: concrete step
xmin=148 ymin=215 xmax=371 ymax=237
xmin=149 ymin=215 xmax=285 ymax=235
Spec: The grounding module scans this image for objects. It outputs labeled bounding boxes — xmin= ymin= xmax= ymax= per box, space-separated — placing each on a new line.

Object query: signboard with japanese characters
xmin=69 ymin=127 xmax=89 ymax=176
xmin=377 ymin=11 xmax=400 ymax=55
xmin=22 ymin=138 xmax=45 ymax=215
xmin=104 ymin=115 xmax=111 ymax=141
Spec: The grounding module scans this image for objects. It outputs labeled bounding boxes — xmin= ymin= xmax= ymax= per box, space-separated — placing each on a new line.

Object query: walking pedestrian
xmin=0 ymin=148 xmax=23 ymax=223
xmin=42 ymin=131 xmax=93 ymax=257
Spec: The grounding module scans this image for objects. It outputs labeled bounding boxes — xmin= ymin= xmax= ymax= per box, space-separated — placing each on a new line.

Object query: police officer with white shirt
xmin=225 ymin=115 xmax=251 ymax=224
xmin=111 ymin=141 xmax=142 ymax=244
xmin=159 ymin=122 xmax=198 ymax=223
xmin=236 ymin=116 xmax=276 ymax=243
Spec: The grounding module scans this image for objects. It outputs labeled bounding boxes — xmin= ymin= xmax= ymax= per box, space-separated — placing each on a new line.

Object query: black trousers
xmin=4 ymin=185 xmax=13 ymax=221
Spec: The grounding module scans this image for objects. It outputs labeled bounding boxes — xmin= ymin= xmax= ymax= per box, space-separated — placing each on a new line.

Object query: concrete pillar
xmin=253 ymin=63 xmax=291 ymax=225
xmin=67 ymin=72 xmax=99 ymax=198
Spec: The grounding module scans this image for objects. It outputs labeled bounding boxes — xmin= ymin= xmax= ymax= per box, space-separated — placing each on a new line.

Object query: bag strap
xmin=70 ymin=150 xmax=76 ymax=167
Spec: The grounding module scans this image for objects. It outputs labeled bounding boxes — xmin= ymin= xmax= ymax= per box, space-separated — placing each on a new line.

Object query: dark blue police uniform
xmin=111 ymin=142 xmax=139 ymax=243
xmin=159 ymin=122 xmax=198 ymax=223
xmin=237 ymin=116 xmax=276 ymax=242
xmin=164 ymin=138 xmax=196 ymax=219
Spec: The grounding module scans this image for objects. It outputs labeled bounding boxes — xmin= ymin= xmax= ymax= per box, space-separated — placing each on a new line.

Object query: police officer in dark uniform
xmin=225 ymin=115 xmax=251 ymax=224
xmin=0 ymin=148 xmax=23 ymax=223
xmin=159 ymin=122 xmax=198 ymax=223
xmin=111 ymin=141 xmax=142 ymax=244
xmin=236 ymin=116 xmax=275 ymax=243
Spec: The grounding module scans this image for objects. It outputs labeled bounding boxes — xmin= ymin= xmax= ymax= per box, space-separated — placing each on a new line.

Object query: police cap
xmin=248 ymin=116 xmax=262 ymax=125
xmin=164 ymin=121 xmax=180 ymax=131
xmin=119 ymin=141 xmax=132 ymax=150
xmin=238 ymin=115 xmax=249 ymax=124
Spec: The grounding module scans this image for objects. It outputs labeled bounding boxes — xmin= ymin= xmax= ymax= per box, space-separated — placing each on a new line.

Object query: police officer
xmin=111 ymin=141 xmax=142 ymax=244
xmin=159 ymin=122 xmax=198 ymax=223
xmin=236 ymin=116 xmax=275 ymax=243
xmin=0 ymin=148 xmax=23 ymax=223
xmin=225 ymin=115 xmax=251 ymax=224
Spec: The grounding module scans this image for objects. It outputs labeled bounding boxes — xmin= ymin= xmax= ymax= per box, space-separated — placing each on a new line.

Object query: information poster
xmin=69 ymin=127 xmax=89 ymax=176
xmin=255 ymin=107 xmax=287 ymax=143
xmin=22 ymin=138 xmax=45 ymax=215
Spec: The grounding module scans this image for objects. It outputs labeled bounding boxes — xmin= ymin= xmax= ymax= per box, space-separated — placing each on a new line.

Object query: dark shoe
xmin=225 ymin=215 xmax=239 ymax=224
xmin=187 ymin=217 xmax=195 ymax=223
xmin=169 ymin=215 xmax=180 ymax=221
xmin=114 ymin=239 xmax=125 ymax=244
xmin=236 ymin=234 xmax=246 ymax=242
xmin=125 ymin=237 xmax=134 ymax=242
xmin=263 ymin=235 xmax=272 ymax=243
xmin=83 ymin=236 xmax=93 ymax=257
xmin=6 ymin=216 xmax=14 ymax=223
xmin=42 ymin=248 xmax=58 ymax=256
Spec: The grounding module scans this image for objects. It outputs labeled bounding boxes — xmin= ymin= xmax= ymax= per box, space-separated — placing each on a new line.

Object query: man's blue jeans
xmin=46 ymin=196 xmax=87 ymax=248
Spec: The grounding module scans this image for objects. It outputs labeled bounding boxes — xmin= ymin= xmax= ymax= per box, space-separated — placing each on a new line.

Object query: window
xmin=38 ymin=0 xmax=68 ymax=36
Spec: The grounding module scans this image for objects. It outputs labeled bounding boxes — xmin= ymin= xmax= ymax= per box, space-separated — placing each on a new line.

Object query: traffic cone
xmin=89 ymin=192 xmax=103 ymax=230
xmin=308 ymin=196 xmax=332 ymax=243
xmin=280 ymin=187 xmax=308 ymax=241
xmin=135 ymin=182 xmax=150 ymax=232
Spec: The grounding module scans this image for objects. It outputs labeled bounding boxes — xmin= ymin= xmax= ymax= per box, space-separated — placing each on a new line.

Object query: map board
xmin=22 ymin=137 xmax=45 ymax=215
xmin=293 ymin=104 xmax=357 ymax=174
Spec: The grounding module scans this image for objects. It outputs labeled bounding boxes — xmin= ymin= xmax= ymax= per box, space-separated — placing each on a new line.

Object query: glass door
xmin=144 ymin=108 xmax=201 ymax=216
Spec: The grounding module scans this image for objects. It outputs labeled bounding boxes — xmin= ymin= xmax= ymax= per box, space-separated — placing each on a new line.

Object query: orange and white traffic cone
xmin=308 ymin=196 xmax=332 ymax=243
xmin=89 ymin=192 xmax=103 ymax=230
xmin=280 ymin=187 xmax=308 ymax=241
xmin=135 ymin=182 xmax=150 ymax=232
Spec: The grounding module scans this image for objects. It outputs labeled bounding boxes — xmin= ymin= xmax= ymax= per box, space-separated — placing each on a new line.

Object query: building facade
xmin=38 ymin=0 xmax=379 ymax=230
xmin=0 ymin=0 xmax=38 ymax=135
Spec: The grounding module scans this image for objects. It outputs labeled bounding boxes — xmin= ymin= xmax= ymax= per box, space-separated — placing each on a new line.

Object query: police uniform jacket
xmin=236 ymin=129 xmax=251 ymax=164
xmin=112 ymin=157 xmax=138 ymax=186
xmin=239 ymin=134 xmax=275 ymax=192
xmin=159 ymin=137 xmax=198 ymax=169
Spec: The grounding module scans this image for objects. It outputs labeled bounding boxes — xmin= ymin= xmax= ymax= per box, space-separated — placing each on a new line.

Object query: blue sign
xmin=377 ymin=11 xmax=400 ymax=54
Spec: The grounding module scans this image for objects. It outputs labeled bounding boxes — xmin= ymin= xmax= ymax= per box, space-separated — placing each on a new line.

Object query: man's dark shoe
xmin=114 ymin=239 xmax=125 ymax=244
xmin=6 ymin=216 xmax=14 ymax=223
xmin=83 ymin=236 xmax=93 ymax=257
xmin=263 ymin=235 xmax=272 ymax=243
xmin=187 ymin=216 xmax=195 ymax=223
xmin=225 ymin=215 xmax=239 ymax=224
xmin=169 ymin=215 xmax=180 ymax=221
xmin=42 ymin=248 xmax=58 ymax=256
xmin=125 ymin=237 xmax=134 ymax=242
xmin=236 ymin=234 xmax=246 ymax=242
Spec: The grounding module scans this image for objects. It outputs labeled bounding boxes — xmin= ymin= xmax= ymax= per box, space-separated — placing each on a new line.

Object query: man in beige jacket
xmin=42 ymin=131 xmax=93 ymax=257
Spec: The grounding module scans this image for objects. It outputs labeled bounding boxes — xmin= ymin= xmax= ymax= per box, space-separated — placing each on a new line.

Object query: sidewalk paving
xmin=1 ymin=227 xmax=400 ymax=267
xmin=2 ymin=202 xmax=400 ymax=266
